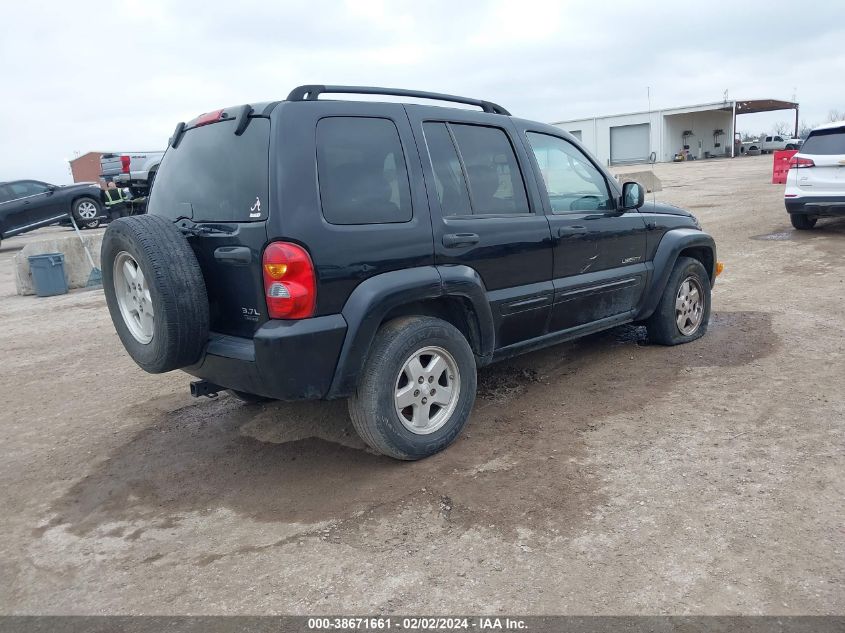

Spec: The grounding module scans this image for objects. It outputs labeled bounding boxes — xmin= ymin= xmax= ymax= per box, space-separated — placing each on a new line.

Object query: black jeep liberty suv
xmin=102 ymin=85 xmax=718 ymax=460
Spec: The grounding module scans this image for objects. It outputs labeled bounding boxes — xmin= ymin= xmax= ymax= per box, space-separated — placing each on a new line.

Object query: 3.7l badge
xmin=242 ymin=307 xmax=261 ymax=321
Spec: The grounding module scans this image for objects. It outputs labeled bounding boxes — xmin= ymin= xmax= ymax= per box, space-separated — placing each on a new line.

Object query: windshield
xmin=801 ymin=128 xmax=845 ymax=155
xmin=149 ymin=118 xmax=270 ymax=222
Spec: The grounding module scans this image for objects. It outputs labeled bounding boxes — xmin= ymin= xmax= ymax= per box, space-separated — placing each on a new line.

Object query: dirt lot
xmin=1 ymin=155 xmax=842 ymax=615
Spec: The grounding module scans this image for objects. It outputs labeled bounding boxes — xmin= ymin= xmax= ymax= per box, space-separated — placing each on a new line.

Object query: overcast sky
xmin=2 ymin=0 xmax=844 ymax=184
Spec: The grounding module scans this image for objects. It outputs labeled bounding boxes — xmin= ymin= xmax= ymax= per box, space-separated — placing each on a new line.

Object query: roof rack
xmin=286 ymin=85 xmax=511 ymax=116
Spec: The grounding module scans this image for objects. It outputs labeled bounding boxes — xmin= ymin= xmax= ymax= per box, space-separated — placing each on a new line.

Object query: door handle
xmin=557 ymin=225 xmax=586 ymax=236
xmin=213 ymin=246 xmax=252 ymax=265
xmin=442 ymin=233 xmax=480 ymax=248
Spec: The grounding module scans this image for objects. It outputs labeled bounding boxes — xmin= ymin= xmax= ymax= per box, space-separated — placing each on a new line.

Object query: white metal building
xmin=551 ymin=99 xmax=799 ymax=165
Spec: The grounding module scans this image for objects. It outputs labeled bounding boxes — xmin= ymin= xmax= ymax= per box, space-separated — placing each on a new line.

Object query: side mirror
xmin=46 ymin=184 xmax=57 ymax=194
xmin=621 ymin=181 xmax=645 ymax=210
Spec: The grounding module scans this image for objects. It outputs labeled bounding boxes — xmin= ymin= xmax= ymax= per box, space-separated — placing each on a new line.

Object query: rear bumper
xmin=183 ymin=314 xmax=347 ymax=401
xmin=785 ymin=195 xmax=845 ymax=216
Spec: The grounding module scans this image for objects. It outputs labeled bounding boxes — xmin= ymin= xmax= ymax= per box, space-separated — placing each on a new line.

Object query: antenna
xmin=647 ymin=87 xmax=657 ymax=206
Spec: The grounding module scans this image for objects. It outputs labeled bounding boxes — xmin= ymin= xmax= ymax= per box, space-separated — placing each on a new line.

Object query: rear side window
xmin=423 ymin=123 xmax=529 ymax=216
xmin=316 ymin=117 xmax=412 ymax=225
xmin=149 ymin=118 xmax=270 ymax=222
xmin=801 ymin=128 xmax=845 ymax=155
xmin=450 ymin=124 xmax=529 ymax=215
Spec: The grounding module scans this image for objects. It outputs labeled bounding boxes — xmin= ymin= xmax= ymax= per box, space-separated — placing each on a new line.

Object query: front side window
xmin=24 ymin=181 xmax=49 ymax=195
xmin=316 ymin=117 xmax=412 ymax=225
xmin=526 ymin=132 xmax=613 ymax=213
xmin=8 ymin=182 xmax=31 ymax=197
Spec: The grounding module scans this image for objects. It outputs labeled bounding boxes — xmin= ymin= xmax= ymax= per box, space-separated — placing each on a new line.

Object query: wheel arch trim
xmin=326 ymin=265 xmax=494 ymax=398
xmin=636 ymin=229 xmax=716 ymax=321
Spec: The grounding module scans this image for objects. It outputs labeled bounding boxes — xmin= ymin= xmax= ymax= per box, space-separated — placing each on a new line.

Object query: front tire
xmin=72 ymin=196 xmax=102 ymax=229
xmin=790 ymin=214 xmax=817 ymax=230
xmin=646 ymin=257 xmax=711 ymax=346
xmin=348 ymin=316 xmax=477 ymax=460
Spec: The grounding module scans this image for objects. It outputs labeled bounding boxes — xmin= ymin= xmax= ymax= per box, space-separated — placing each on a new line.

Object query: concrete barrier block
xmin=615 ymin=171 xmax=663 ymax=193
xmin=15 ymin=232 xmax=103 ymax=296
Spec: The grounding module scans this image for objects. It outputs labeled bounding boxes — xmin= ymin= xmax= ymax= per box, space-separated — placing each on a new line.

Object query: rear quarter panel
xmin=270 ymin=101 xmax=435 ymax=316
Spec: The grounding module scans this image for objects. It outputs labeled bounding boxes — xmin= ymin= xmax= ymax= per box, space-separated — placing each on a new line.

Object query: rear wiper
xmin=175 ymin=218 xmax=232 ymax=236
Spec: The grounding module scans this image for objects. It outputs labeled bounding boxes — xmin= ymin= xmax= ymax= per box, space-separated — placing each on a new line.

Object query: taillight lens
xmin=194 ymin=109 xmax=224 ymax=127
xmin=262 ymin=242 xmax=316 ymax=319
xmin=788 ymin=156 xmax=815 ymax=169
xmin=120 ymin=155 xmax=131 ymax=173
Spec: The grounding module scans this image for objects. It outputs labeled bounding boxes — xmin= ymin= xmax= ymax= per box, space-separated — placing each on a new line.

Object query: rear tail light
xmin=788 ymin=156 xmax=815 ymax=169
xmin=120 ymin=155 xmax=131 ymax=174
xmin=262 ymin=242 xmax=316 ymax=319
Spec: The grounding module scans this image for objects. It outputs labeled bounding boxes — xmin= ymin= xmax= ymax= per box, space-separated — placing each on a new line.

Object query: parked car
xmin=0 ymin=180 xmax=105 ymax=247
xmin=101 ymin=85 xmax=719 ymax=460
xmin=784 ymin=120 xmax=845 ymax=229
xmin=100 ymin=151 xmax=164 ymax=196
xmin=741 ymin=134 xmax=802 ymax=155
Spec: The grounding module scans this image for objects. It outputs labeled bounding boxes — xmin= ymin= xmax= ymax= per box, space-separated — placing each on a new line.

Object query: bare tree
xmin=827 ymin=109 xmax=844 ymax=123
xmin=771 ymin=121 xmax=791 ymax=136
xmin=798 ymin=120 xmax=815 ymax=139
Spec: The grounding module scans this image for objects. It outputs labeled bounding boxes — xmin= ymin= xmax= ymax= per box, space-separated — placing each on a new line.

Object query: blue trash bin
xmin=28 ymin=253 xmax=68 ymax=297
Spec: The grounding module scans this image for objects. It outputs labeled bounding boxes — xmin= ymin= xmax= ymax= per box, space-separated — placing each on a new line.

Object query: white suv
xmin=784 ymin=120 xmax=845 ymax=229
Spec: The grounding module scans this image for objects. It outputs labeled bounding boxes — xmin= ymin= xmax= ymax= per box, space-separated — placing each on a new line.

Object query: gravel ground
xmin=0 ymin=155 xmax=842 ymax=615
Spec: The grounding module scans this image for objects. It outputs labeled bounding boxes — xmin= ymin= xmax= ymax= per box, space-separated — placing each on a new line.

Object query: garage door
xmin=610 ymin=123 xmax=650 ymax=164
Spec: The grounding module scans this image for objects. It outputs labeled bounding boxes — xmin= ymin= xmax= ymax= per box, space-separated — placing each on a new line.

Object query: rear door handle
xmin=442 ymin=233 xmax=480 ymax=248
xmin=213 ymin=246 xmax=252 ymax=265
xmin=557 ymin=225 xmax=586 ymax=236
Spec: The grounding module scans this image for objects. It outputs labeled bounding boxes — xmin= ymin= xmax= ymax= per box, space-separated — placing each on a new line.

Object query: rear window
xmin=149 ymin=118 xmax=270 ymax=222
xmin=801 ymin=128 xmax=845 ymax=155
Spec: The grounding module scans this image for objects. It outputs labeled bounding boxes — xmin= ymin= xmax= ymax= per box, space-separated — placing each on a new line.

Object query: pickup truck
xmin=740 ymin=135 xmax=802 ymax=155
xmin=100 ymin=151 xmax=165 ymax=196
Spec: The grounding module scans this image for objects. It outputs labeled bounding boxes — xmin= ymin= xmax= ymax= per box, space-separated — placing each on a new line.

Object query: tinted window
xmin=449 ymin=124 xmax=529 ymax=215
xmin=526 ymin=132 xmax=613 ymax=213
xmin=8 ymin=182 xmax=31 ymax=197
xmin=801 ymin=128 xmax=845 ymax=155
xmin=24 ymin=181 xmax=49 ymax=194
xmin=0 ymin=185 xmax=11 ymax=203
xmin=317 ymin=117 xmax=412 ymax=225
xmin=423 ymin=122 xmax=472 ymax=216
xmin=149 ymin=118 xmax=270 ymax=222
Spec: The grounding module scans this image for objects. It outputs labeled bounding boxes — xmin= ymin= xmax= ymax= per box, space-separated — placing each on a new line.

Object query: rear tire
xmin=348 ymin=316 xmax=477 ymax=460
xmin=102 ymin=215 xmax=209 ymax=373
xmin=646 ymin=256 xmax=711 ymax=346
xmin=790 ymin=214 xmax=817 ymax=230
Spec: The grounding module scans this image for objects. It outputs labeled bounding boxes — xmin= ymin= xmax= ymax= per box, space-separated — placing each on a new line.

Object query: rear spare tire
xmin=102 ymin=215 xmax=209 ymax=373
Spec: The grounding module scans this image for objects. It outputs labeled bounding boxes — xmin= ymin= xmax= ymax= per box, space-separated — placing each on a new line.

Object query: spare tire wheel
xmin=102 ymin=215 xmax=209 ymax=373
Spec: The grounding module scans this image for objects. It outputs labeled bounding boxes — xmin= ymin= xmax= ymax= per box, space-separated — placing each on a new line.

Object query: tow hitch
xmin=190 ymin=380 xmax=221 ymax=398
